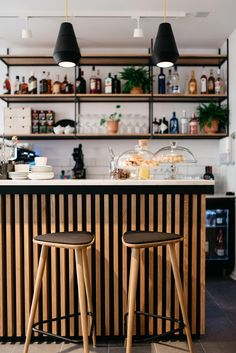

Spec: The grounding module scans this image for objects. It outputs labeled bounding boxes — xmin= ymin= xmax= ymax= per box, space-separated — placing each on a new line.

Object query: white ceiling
xmin=0 ymin=0 xmax=236 ymax=53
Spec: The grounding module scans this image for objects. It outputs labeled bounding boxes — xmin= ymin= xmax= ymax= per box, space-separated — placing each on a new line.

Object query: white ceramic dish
xmin=31 ymin=165 xmax=53 ymax=173
xmin=35 ymin=157 xmax=48 ymax=166
xmin=28 ymin=172 xmax=54 ymax=180
xmin=14 ymin=164 xmax=30 ymax=172
xmin=9 ymin=171 xmax=28 ymax=177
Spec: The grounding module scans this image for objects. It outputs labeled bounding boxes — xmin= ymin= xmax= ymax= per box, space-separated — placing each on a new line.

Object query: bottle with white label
xmin=215 ymin=68 xmax=225 ymax=94
xmin=181 ymin=110 xmax=189 ymax=134
xmin=171 ymin=66 xmax=180 ymax=94
xmin=105 ymin=73 xmax=113 ymax=93
xmin=200 ymin=67 xmax=207 ymax=94
xmin=28 ymin=72 xmax=37 ymax=94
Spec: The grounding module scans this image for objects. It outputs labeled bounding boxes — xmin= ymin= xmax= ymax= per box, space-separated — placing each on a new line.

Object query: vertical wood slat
xmin=50 ymin=194 xmax=58 ymax=334
xmin=122 ymin=194 xmax=128 ymax=335
xmin=41 ymin=195 xmax=49 ymax=333
xmin=131 ymin=194 xmax=136 ymax=334
xmin=15 ymin=195 xmax=23 ymax=336
xmin=113 ymin=194 xmax=119 ymax=335
xmin=6 ymin=195 xmax=14 ymax=336
xmin=95 ymin=195 xmax=101 ymax=336
xmin=68 ymin=194 xmax=75 ymax=336
xmin=0 ymin=195 xmax=4 ymax=336
xmin=140 ymin=194 xmax=145 ymax=335
xmin=166 ymin=194 xmax=172 ymax=332
xmin=59 ymin=194 xmax=66 ymax=336
xmin=104 ymin=195 xmax=110 ymax=335
xmin=174 ymin=195 xmax=180 ymax=329
xmin=191 ymin=195 xmax=198 ymax=334
xmin=148 ymin=195 xmax=154 ymax=335
xmin=157 ymin=194 xmax=163 ymax=335
xmin=183 ymin=195 xmax=189 ymax=316
xmin=200 ymin=195 xmax=206 ymax=334
xmin=23 ymin=195 xmax=31 ymax=335
xmin=77 ymin=194 xmax=83 ymax=336
xmin=32 ymin=195 xmax=40 ymax=336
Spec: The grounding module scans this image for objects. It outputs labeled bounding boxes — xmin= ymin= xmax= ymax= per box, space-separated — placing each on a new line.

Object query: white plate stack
xmin=8 ymin=171 xmax=29 ymax=180
xmin=28 ymin=157 xmax=54 ymax=180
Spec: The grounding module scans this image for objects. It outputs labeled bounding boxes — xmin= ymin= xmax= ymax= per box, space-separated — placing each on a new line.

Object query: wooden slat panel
xmin=23 ymin=194 xmax=31 ymax=335
xmin=15 ymin=195 xmax=23 ymax=336
xmin=148 ymin=195 xmax=154 ymax=335
xmin=0 ymin=195 xmax=4 ymax=336
xmin=200 ymin=195 xmax=206 ymax=334
xmin=174 ymin=195 xmax=180 ymax=330
xmin=77 ymin=194 xmax=83 ymax=336
xmin=32 ymin=195 xmax=40 ymax=336
xmin=68 ymin=194 xmax=75 ymax=336
xmin=157 ymin=194 xmax=163 ymax=334
xmin=86 ymin=195 xmax=92 ymax=293
xmin=166 ymin=195 xmax=172 ymax=332
xmin=95 ymin=195 xmax=101 ymax=336
xmin=131 ymin=194 xmax=136 ymax=334
xmin=41 ymin=194 xmax=49 ymax=333
xmin=183 ymin=195 xmax=189 ymax=316
xmin=50 ymin=194 xmax=58 ymax=334
xmin=6 ymin=195 xmax=14 ymax=336
xmin=113 ymin=194 xmax=119 ymax=335
xmin=140 ymin=194 xmax=145 ymax=335
xmin=122 ymin=194 xmax=128 ymax=335
xmin=104 ymin=194 xmax=110 ymax=335
xmin=191 ymin=195 xmax=198 ymax=333
xmin=59 ymin=194 xmax=66 ymax=336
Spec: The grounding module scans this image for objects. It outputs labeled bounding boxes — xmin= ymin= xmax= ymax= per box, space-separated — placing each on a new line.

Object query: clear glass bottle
xmin=104 ymin=73 xmax=113 ymax=94
xmin=3 ymin=73 xmax=11 ymax=94
xmin=207 ymin=69 xmax=215 ymax=94
xmin=215 ymin=68 xmax=225 ymax=94
xmin=40 ymin=71 xmax=48 ymax=94
xmin=158 ymin=68 xmax=166 ymax=94
xmin=166 ymin=69 xmax=172 ymax=93
xmin=171 ymin=66 xmax=180 ymax=94
xmin=169 ymin=112 xmax=179 ymax=133
xmin=200 ymin=67 xmax=207 ymax=94
xmin=28 ymin=71 xmax=37 ymax=94
xmin=180 ymin=110 xmax=189 ymax=134
xmin=188 ymin=70 xmax=197 ymax=94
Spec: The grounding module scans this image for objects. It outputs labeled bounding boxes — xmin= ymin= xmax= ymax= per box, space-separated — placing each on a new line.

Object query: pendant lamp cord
xmin=65 ymin=0 xmax=68 ymax=22
xmin=164 ymin=0 xmax=167 ymax=22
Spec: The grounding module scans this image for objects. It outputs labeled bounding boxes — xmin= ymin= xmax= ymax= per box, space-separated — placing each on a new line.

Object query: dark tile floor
xmin=1 ymin=276 xmax=236 ymax=352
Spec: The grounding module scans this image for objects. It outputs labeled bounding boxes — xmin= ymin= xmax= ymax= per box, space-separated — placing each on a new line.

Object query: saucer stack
xmin=28 ymin=157 xmax=54 ymax=180
xmin=8 ymin=171 xmax=28 ymax=180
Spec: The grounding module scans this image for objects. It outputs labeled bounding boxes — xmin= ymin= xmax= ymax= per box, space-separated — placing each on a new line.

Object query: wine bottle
xmin=28 ymin=72 xmax=37 ymax=94
xmin=158 ymin=68 xmax=166 ymax=94
xmin=113 ymin=75 xmax=121 ymax=93
xmin=40 ymin=71 xmax=48 ymax=94
xmin=76 ymin=68 xmax=86 ymax=93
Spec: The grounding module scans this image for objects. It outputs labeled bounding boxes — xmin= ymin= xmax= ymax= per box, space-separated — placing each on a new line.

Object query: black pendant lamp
xmin=53 ymin=0 xmax=81 ymax=67
xmin=152 ymin=0 xmax=179 ymax=68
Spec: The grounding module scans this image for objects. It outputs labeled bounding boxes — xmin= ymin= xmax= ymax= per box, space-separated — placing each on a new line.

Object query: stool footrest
xmin=124 ymin=311 xmax=185 ymax=343
xmin=32 ymin=312 xmax=95 ymax=344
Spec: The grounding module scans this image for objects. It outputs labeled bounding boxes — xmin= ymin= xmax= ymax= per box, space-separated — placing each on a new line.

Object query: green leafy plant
xmin=196 ymin=102 xmax=228 ymax=130
xmin=119 ymin=66 xmax=152 ymax=93
xmin=100 ymin=105 xmax=122 ymax=125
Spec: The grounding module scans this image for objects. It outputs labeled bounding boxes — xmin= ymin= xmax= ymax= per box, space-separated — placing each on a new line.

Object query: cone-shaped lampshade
xmin=152 ymin=22 xmax=179 ymax=68
xmin=53 ymin=22 xmax=81 ymax=67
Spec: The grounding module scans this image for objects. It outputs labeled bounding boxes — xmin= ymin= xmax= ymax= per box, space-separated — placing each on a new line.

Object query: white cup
xmin=35 ymin=157 xmax=47 ymax=166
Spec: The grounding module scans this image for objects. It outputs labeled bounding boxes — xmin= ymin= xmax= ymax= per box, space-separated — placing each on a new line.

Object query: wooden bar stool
xmin=24 ymin=231 xmax=96 ymax=353
xmin=123 ymin=231 xmax=194 ymax=353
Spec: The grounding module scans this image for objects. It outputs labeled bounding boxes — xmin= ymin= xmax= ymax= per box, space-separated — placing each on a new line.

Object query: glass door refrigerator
xmin=206 ymin=196 xmax=235 ymax=275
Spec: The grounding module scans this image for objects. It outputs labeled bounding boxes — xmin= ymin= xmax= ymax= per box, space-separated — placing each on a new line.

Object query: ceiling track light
xmin=21 ymin=17 xmax=32 ymax=39
xmin=53 ymin=0 xmax=81 ymax=68
xmin=152 ymin=0 xmax=179 ymax=68
xmin=133 ymin=17 xmax=144 ymax=38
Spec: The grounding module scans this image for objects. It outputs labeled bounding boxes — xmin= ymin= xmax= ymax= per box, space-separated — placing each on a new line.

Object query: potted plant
xmin=196 ymin=102 xmax=228 ymax=133
xmin=100 ymin=105 xmax=122 ymax=133
xmin=119 ymin=66 xmax=152 ymax=94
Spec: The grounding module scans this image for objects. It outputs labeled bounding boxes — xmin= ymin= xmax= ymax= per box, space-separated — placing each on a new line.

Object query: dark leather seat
xmin=123 ymin=231 xmax=182 ymax=245
xmin=35 ymin=231 xmax=94 ymax=245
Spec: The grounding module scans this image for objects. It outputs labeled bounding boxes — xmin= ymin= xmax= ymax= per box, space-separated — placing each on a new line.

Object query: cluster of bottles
xmin=205 ymin=209 xmax=228 ymax=258
xmin=153 ymin=110 xmax=199 ymax=134
xmin=31 ymin=110 xmax=55 ymax=134
xmin=158 ymin=66 xmax=226 ymax=95
xmin=76 ymin=67 xmax=121 ymax=94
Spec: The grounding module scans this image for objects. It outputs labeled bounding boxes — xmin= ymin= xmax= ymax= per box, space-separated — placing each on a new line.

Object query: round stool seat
xmin=35 ymin=231 xmax=94 ymax=246
xmin=123 ymin=230 xmax=182 ymax=246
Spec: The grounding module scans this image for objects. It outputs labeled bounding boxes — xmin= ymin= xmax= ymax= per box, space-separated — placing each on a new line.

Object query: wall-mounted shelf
xmin=0 ymin=93 xmax=75 ymax=103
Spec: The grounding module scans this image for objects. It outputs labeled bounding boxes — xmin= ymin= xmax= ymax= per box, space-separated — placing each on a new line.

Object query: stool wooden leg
xmin=24 ymin=245 xmax=48 ymax=353
xmin=126 ymin=248 xmax=140 ymax=353
xmin=82 ymin=248 xmax=96 ymax=347
xmin=75 ymin=248 xmax=89 ymax=353
xmin=168 ymin=243 xmax=194 ymax=353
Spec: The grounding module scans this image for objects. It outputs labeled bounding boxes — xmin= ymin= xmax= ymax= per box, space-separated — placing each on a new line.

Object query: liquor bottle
xmin=52 ymin=75 xmax=61 ymax=94
xmin=3 ymin=73 xmax=11 ymax=94
xmin=28 ymin=72 xmax=37 ymax=94
xmin=40 ymin=71 xmax=48 ymax=94
xmin=104 ymin=73 xmax=113 ymax=93
xmin=113 ymin=74 xmax=121 ymax=93
xmin=171 ymin=66 xmax=180 ymax=93
xmin=215 ymin=228 xmax=225 ymax=256
xmin=181 ymin=110 xmax=189 ymax=134
xmin=20 ymin=76 xmax=28 ymax=94
xmin=200 ymin=67 xmax=207 ymax=94
xmin=152 ymin=118 xmax=159 ymax=134
xmin=215 ymin=68 xmax=225 ymax=94
xmin=96 ymin=69 xmax=102 ymax=93
xmin=207 ymin=69 xmax=215 ymax=94
xmin=160 ymin=116 xmax=168 ymax=133
xmin=158 ymin=68 xmax=166 ymax=94
xmin=90 ymin=66 xmax=97 ymax=94
xmin=61 ymin=75 xmax=68 ymax=93
xmin=76 ymin=68 xmax=86 ymax=93
xmin=188 ymin=70 xmax=197 ymax=94
xmin=169 ymin=112 xmax=179 ymax=133
xmin=46 ymin=72 xmax=52 ymax=94
xmin=166 ymin=69 xmax=172 ymax=93
xmin=189 ymin=113 xmax=199 ymax=134
xmin=203 ymin=166 xmax=214 ymax=180
xmin=14 ymin=76 xmax=20 ymax=94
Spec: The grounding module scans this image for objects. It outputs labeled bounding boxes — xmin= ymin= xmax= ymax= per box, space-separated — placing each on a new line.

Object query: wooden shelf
xmin=0 ymin=54 xmax=227 ymax=67
xmin=152 ymin=133 xmax=227 ymax=139
xmin=152 ymin=93 xmax=227 ymax=103
xmin=0 ymin=94 xmax=75 ymax=103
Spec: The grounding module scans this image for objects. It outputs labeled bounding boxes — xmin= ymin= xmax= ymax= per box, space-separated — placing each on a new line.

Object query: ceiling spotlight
xmin=21 ymin=17 xmax=32 ymax=39
xmin=133 ymin=17 xmax=144 ymax=38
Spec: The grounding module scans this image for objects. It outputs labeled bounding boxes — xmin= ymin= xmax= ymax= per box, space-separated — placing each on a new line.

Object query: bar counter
xmin=0 ymin=179 xmax=214 ymax=340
